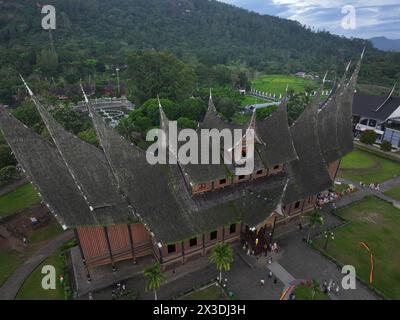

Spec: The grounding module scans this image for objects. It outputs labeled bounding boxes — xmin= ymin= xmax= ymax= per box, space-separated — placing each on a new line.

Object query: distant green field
xmin=251 ymin=75 xmax=317 ymax=96
xmin=0 ymin=183 xmax=41 ymax=218
xmin=240 ymin=96 xmax=266 ymax=107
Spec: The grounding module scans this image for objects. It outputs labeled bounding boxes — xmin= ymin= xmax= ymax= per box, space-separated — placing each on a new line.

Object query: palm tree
xmin=144 ymin=262 xmax=165 ymax=300
xmin=307 ymin=211 xmax=324 ymax=243
xmin=209 ymin=244 xmax=234 ymax=283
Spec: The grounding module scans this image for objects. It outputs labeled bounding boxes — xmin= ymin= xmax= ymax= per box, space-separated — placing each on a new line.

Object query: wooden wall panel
xmin=107 ymin=225 xmax=131 ymax=255
xmin=77 ymin=226 xmax=110 ymax=263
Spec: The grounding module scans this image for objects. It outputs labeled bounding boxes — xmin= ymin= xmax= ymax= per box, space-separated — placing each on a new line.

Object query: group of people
xmin=315 ymin=192 xmax=341 ymax=210
xmin=260 ymin=269 xmax=278 ymax=286
xmin=359 ymin=181 xmax=380 ymax=191
xmin=323 ymin=279 xmax=340 ymax=295
xmin=111 ymin=282 xmax=128 ymax=300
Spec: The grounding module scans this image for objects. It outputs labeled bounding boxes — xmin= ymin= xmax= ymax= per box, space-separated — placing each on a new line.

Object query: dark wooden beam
xmin=103 ymin=226 xmax=116 ymax=272
xmin=127 ymin=224 xmax=136 ymax=264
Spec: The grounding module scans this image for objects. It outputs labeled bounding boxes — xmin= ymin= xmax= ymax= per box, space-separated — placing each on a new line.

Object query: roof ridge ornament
xmin=20 ymin=74 xmax=34 ymax=97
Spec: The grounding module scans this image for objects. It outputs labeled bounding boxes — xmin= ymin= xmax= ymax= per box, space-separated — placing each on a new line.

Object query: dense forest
xmin=1 ymin=0 xmax=400 ymax=106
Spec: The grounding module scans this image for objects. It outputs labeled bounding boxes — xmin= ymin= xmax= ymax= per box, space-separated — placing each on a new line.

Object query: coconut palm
xmin=307 ymin=211 xmax=324 ymax=243
xmin=144 ymin=262 xmax=165 ymax=300
xmin=209 ymin=243 xmax=234 ymax=283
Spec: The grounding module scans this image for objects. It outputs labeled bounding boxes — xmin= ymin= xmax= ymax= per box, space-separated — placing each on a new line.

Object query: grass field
xmin=338 ymin=149 xmax=400 ymax=184
xmin=28 ymin=224 xmax=64 ymax=244
xmin=313 ymin=196 xmax=400 ymax=299
xmin=0 ymin=183 xmax=41 ymax=218
xmin=240 ymin=96 xmax=266 ymax=107
xmin=0 ymin=250 xmax=23 ymax=287
xmin=383 ymin=186 xmax=400 ymax=201
xmin=181 ymin=284 xmax=226 ymax=300
xmin=294 ymin=284 xmax=329 ymax=300
xmin=251 ymin=75 xmax=317 ymax=96
xmin=16 ymin=249 xmax=67 ymax=300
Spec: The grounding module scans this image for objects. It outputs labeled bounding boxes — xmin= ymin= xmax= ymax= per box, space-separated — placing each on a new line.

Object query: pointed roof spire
xmin=361 ymin=47 xmax=366 ymax=60
xmin=346 ymin=60 xmax=352 ymax=73
xmin=20 ymin=74 xmax=34 ymax=97
xmin=157 ymin=94 xmax=162 ymax=110
xmin=322 ymin=71 xmax=328 ymax=85
xmin=80 ymin=83 xmax=89 ymax=103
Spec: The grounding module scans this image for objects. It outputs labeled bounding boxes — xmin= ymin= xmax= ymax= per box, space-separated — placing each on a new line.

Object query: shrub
xmin=0 ymin=165 xmax=19 ymax=187
xmin=360 ymin=130 xmax=377 ymax=145
xmin=381 ymin=140 xmax=392 ymax=152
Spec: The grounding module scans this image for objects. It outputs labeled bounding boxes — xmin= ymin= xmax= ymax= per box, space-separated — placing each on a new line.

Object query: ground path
xmin=0 ymin=230 xmax=73 ymax=300
xmin=0 ymin=179 xmax=27 ymax=197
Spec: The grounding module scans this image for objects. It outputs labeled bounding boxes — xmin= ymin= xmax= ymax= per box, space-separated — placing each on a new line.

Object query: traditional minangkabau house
xmin=0 ymin=56 xmax=362 ymax=276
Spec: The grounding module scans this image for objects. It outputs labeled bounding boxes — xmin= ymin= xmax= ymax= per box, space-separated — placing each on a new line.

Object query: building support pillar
xmin=202 ymin=234 xmax=206 ymax=255
xmin=222 ymin=227 xmax=225 ymax=243
xmin=103 ymin=226 xmax=116 ymax=272
xmin=127 ymin=224 xmax=136 ymax=264
xmin=74 ymin=229 xmax=91 ymax=282
xmin=181 ymin=241 xmax=185 ymax=264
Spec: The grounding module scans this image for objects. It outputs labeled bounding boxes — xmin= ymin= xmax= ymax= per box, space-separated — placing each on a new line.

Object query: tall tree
xmin=126 ymin=51 xmax=197 ymax=104
xmin=209 ymin=243 xmax=234 ymax=283
xmin=144 ymin=262 xmax=166 ymax=300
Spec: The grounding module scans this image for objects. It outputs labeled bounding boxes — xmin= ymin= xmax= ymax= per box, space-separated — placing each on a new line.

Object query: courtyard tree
xmin=144 ymin=262 xmax=165 ymax=301
xmin=307 ymin=211 xmax=324 ymax=243
xmin=209 ymin=243 xmax=234 ymax=284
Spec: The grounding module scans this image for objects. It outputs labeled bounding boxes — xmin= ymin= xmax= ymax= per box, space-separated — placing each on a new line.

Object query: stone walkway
xmin=336 ymin=177 xmax=400 ymax=207
xmin=84 ymin=246 xmax=284 ymax=300
xmin=0 ymin=230 xmax=73 ymax=300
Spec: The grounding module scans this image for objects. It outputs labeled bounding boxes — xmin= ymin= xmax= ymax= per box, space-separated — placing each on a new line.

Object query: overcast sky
xmin=219 ymin=0 xmax=400 ymax=39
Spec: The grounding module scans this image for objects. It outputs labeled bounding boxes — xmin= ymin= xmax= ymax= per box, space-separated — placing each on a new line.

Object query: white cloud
xmin=220 ymin=0 xmax=400 ymax=38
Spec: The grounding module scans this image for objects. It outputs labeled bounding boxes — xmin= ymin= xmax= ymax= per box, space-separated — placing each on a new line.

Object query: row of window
xmin=197 ymin=166 xmax=282 ymax=193
xmin=166 ymin=224 xmax=237 ymax=254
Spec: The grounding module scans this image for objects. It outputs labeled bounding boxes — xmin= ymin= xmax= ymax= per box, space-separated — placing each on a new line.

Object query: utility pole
xmin=116 ymin=67 xmax=120 ymax=97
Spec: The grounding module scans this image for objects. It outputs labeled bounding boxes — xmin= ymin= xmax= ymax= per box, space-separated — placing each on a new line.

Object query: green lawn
xmin=28 ymin=224 xmax=64 ymax=244
xmin=294 ymin=284 xmax=329 ymax=300
xmin=0 ymin=183 xmax=41 ymax=218
xmin=252 ymin=74 xmax=317 ymax=96
xmin=338 ymin=149 xmax=400 ymax=184
xmin=16 ymin=249 xmax=67 ymax=300
xmin=0 ymin=250 xmax=23 ymax=287
xmin=181 ymin=284 xmax=226 ymax=300
xmin=383 ymin=186 xmax=400 ymax=201
xmin=240 ymin=96 xmax=266 ymax=107
xmin=313 ymin=196 xmax=400 ymax=299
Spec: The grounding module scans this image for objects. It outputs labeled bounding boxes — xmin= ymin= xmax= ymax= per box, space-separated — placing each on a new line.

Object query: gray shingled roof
xmin=88 ymin=102 xmax=286 ymax=242
xmin=31 ymin=97 xmax=132 ymax=225
xmin=283 ymin=91 xmax=333 ymax=204
xmin=317 ymin=74 xmax=348 ymax=164
xmin=337 ymin=60 xmax=361 ymax=157
xmin=0 ymin=106 xmax=94 ymax=227
xmin=256 ymin=100 xmax=298 ymax=167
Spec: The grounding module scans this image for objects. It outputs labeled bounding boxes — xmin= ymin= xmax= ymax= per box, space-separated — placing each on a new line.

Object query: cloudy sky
xmin=219 ymin=0 xmax=400 ymax=39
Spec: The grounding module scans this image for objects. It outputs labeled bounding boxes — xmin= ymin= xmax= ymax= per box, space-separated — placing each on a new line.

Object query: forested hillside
xmin=0 ymin=0 xmax=399 ymax=105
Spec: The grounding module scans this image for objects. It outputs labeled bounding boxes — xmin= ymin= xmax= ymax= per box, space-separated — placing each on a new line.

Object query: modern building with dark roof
xmin=0 ymin=59 xmax=361 ymax=273
xmin=352 ymin=83 xmax=400 ymax=148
